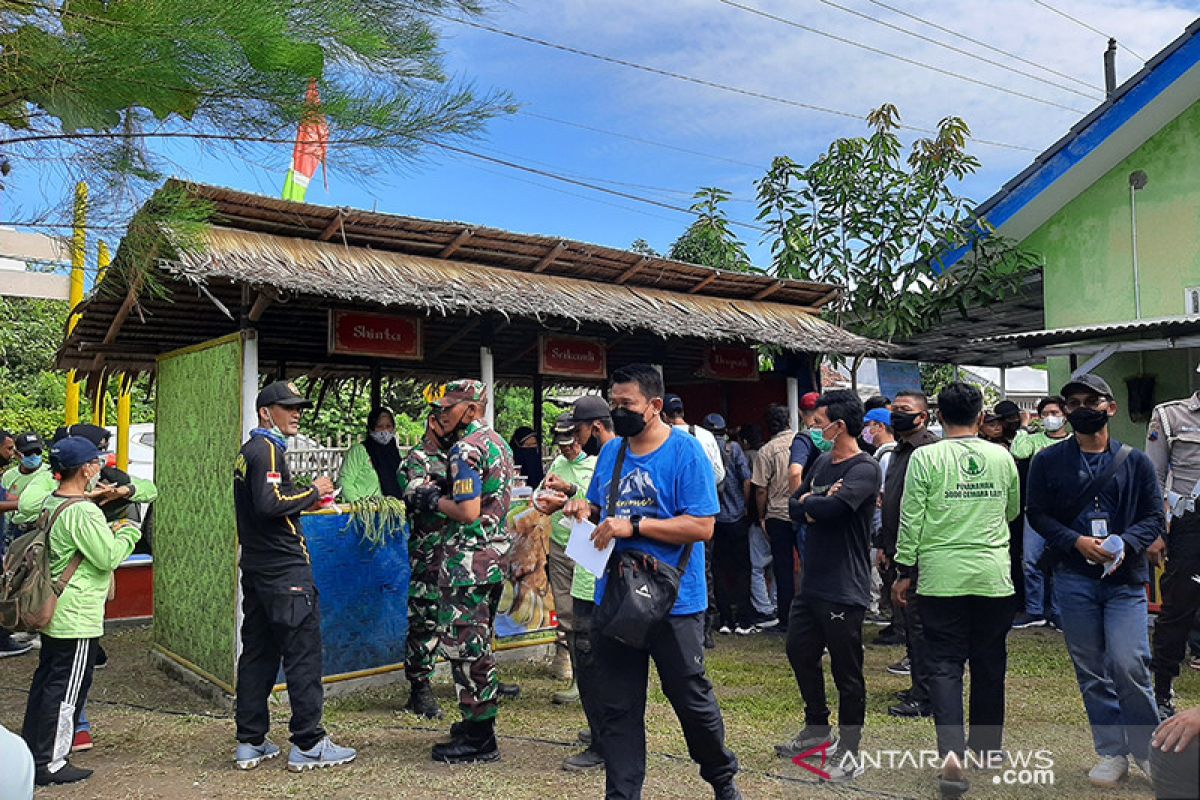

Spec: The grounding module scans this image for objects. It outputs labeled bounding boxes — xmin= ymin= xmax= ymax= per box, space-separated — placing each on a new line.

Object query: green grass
xmin=0 ymin=623 xmax=1194 ymax=798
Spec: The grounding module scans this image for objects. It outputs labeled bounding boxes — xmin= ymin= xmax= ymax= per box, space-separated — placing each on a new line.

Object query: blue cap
xmin=864 ymin=408 xmax=892 ymax=426
xmin=663 ymin=393 xmax=684 ymax=414
xmin=702 ymin=413 xmax=727 ymax=432
xmin=49 ymin=436 xmax=102 ymax=471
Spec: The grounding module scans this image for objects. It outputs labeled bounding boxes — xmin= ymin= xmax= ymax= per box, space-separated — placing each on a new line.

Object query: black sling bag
xmin=593 ymin=441 xmax=694 ymax=649
xmin=1034 ymin=443 xmax=1133 ymax=574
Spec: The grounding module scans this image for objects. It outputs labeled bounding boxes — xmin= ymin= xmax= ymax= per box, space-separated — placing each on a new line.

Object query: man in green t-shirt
xmin=2 ymin=432 xmax=56 ymax=531
xmin=533 ymin=411 xmax=598 ymax=705
xmin=1011 ymin=396 xmax=1070 ymax=629
xmin=893 ymin=383 xmax=1020 ymax=797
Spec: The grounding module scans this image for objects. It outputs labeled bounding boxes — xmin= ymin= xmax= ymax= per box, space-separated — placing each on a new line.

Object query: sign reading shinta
xmin=328 ymin=310 xmax=423 ymax=360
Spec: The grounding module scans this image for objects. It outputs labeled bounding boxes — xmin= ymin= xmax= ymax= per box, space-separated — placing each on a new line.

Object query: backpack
xmin=0 ymin=498 xmax=86 ymax=632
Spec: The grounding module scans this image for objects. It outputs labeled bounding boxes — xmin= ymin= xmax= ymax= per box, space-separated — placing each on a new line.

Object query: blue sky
xmin=7 ymin=0 xmax=1198 ymax=268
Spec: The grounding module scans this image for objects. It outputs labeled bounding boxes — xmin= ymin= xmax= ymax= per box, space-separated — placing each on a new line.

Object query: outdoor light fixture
xmin=1130 ymin=170 xmax=1148 ymax=320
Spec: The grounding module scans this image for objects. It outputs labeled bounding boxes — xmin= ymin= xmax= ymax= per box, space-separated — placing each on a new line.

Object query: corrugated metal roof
xmin=977 ymin=315 xmax=1200 ymax=348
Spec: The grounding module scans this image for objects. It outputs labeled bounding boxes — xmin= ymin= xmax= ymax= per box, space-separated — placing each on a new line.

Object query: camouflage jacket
xmin=441 ymin=419 xmax=515 ymax=587
xmin=398 ymin=432 xmax=449 ymax=600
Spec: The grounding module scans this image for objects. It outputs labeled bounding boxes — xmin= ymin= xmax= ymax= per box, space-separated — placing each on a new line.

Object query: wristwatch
xmin=631 ymin=515 xmax=642 ymax=537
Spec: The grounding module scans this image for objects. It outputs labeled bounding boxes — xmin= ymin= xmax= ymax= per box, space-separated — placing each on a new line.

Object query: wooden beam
xmin=426 ymin=318 xmax=481 ymax=362
xmin=752 ymin=281 xmax=783 ymax=301
xmin=532 ymin=241 xmax=567 ymax=273
xmin=687 ymin=273 xmax=719 ymax=294
xmin=438 ymin=229 xmax=473 ymax=259
xmin=247 ymin=288 xmax=279 ymax=322
xmin=615 ymin=257 xmax=650 ymax=285
xmin=499 ymin=341 xmax=539 ymax=372
xmin=317 ymin=210 xmax=346 ymax=242
xmin=89 ymin=273 xmax=144 ymax=371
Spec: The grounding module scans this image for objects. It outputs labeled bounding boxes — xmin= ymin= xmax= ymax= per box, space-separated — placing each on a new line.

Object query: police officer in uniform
xmin=398 ymin=410 xmax=451 ymax=720
xmin=232 ymin=381 xmax=356 ymax=772
xmin=1146 ymin=371 xmax=1200 ymax=718
xmin=407 ymin=379 xmax=514 ymax=763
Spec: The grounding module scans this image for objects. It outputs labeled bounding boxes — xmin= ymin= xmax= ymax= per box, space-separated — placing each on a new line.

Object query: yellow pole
xmin=89 ymin=241 xmax=112 ymax=426
xmin=65 ymin=182 xmax=87 ymax=425
xmin=116 ymin=378 xmax=131 ymax=472
xmin=96 ymin=239 xmax=110 ymax=286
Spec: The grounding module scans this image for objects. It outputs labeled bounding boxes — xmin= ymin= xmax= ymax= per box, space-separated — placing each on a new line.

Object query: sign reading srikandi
xmin=328 ymin=310 xmax=423 ymax=360
xmin=699 ymin=345 xmax=759 ymax=381
xmin=538 ymin=335 xmax=607 ymax=379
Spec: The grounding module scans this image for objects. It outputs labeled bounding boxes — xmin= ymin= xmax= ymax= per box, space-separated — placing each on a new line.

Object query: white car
xmin=105 ymin=422 xmax=155 ymax=482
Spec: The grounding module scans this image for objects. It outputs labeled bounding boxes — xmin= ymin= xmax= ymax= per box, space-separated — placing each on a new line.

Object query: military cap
xmin=427 ymin=379 xmax=488 ymax=408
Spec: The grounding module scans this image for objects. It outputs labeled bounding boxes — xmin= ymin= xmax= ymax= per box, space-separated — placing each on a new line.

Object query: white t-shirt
xmin=675 ymin=422 xmax=726 ymax=485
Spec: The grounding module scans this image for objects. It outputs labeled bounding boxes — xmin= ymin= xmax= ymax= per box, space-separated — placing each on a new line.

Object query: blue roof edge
xmin=935 ymin=19 xmax=1200 ymax=274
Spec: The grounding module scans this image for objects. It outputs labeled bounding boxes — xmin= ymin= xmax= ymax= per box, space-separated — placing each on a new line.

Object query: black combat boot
xmin=431 ymin=719 xmax=500 ymax=764
xmin=404 ymin=681 xmax=443 ymax=720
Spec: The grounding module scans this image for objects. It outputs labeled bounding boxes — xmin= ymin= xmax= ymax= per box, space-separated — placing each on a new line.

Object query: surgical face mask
xmin=370 ymin=430 xmax=396 ymax=446
xmin=1042 ymin=415 xmax=1067 ymax=433
xmin=861 ymin=426 xmax=875 ymax=445
xmin=808 ymin=427 xmax=833 ymax=453
xmin=612 ymin=406 xmax=649 ymax=438
xmin=20 ymin=453 xmax=41 ymax=470
xmin=86 ymin=466 xmax=102 ymax=492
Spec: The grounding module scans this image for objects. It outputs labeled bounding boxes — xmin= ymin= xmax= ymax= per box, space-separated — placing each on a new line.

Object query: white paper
xmin=1100 ymin=534 xmax=1125 ymax=578
xmin=565 ymin=518 xmax=614 ymax=577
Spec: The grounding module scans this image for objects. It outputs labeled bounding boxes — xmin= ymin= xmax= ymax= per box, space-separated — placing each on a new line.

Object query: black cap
xmin=994 ymin=400 xmax=1021 ymax=419
xmin=1060 ymin=373 xmax=1114 ymax=399
xmin=571 ymin=395 xmax=611 ymax=423
xmin=53 ymin=423 xmax=110 ymax=448
xmin=49 ymin=436 xmax=102 ymax=470
xmin=14 ymin=432 xmax=43 ymax=454
xmin=663 ymin=393 xmax=684 ymax=414
xmin=256 ymin=380 xmax=313 ymax=410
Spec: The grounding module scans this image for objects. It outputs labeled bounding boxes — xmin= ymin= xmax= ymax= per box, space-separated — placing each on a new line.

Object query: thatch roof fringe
xmin=166 ymin=227 xmax=882 ymax=355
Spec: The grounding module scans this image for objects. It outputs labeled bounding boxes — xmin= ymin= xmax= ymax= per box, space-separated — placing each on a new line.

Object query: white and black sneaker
xmin=1011 ymin=612 xmax=1047 ymax=629
xmin=821 ymin=751 xmax=865 ymax=783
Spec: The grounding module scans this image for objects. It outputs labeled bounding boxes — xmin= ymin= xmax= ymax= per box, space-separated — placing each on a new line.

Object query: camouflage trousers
xmin=405 ymin=593 xmax=442 ymax=685
xmin=437 ymin=583 xmax=503 ymax=722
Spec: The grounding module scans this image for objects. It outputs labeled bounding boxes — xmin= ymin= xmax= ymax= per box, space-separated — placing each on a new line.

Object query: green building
xmin=905 ymin=19 xmax=1200 ymax=447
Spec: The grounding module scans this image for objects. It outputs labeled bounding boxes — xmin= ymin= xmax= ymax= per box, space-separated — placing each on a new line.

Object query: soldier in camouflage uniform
xmin=406 ymin=379 xmax=514 ymax=764
xmin=397 ymin=417 xmax=450 ymax=720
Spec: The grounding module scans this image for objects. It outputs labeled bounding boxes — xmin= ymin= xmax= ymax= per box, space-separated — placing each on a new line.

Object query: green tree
xmin=668 ymin=188 xmax=753 ymax=272
xmin=0 ymin=0 xmax=509 ymax=221
xmin=0 ymin=296 xmax=153 ymax=436
xmin=751 ymin=104 xmax=1039 ymax=383
xmin=919 ymin=363 xmax=1000 ymax=408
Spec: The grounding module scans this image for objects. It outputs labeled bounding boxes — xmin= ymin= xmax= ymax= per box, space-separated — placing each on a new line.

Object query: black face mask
xmin=891 ymin=410 xmax=921 ymax=433
xmin=1068 ymin=407 xmax=1110 ymax=435
xmin=612 ymin=407 xmax=649 ymax=438
xmin=581 ymin=428 xmax=602 ymax=457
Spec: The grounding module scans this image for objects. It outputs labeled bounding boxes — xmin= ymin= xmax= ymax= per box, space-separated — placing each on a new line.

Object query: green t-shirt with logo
xmin=895 ymin=437 xmax=1020 ymax=598
xmin=541 ymin=452 xmax=597 ymax=547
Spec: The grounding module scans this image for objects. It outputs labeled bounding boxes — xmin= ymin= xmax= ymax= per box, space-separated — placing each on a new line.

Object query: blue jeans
xmin=1022 ymin=520 xmax=1057 ymax=619
xmin=1053 ymin=569 xmax=1158 ymax=760
xmin=747 ymin=524 xmax=775 ymax=615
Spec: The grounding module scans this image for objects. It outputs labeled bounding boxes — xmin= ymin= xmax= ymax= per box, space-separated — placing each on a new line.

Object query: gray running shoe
xmin=235 ymin=739 xmax=280 ymax=770
xmin=287 ymin=736 xmax=357 ymax=772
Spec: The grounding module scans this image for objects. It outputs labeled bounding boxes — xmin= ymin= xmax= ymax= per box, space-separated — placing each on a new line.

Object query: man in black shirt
xmin=232 ymin=381 xmax=356 ymax=773
xmin=775 ymin=390 xmax=880 ymax=784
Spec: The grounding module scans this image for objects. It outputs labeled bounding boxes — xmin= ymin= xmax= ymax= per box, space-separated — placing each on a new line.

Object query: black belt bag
xmin=594 ymin=441 xmax=693 ymax=649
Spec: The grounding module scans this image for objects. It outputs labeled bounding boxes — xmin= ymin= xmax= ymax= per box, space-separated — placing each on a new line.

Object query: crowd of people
xmin=6 ymin=364 xmax=1200 ymax=800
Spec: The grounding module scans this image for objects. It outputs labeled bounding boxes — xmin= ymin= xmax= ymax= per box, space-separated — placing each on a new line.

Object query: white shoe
xmin=821 ymin=751 xmax=865 ymax=783
xmin=1088 ymin=755 xmax=1129 ymax=787
xmin=718 ymin=625 xmax=732 ymax=635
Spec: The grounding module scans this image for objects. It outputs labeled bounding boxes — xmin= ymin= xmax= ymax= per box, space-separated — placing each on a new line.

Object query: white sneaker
xmin=718 ymin=625 xmax=732 ymax=635
xmin=821 ymin=751 xmax=865 ymax=783
xmin=1088 ymin=755 xmax=1129 ymax=787
xmin=734 ymin=625 xmax=759 ymax=636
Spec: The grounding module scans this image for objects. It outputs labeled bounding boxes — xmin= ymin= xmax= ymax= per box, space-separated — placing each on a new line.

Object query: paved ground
xmin=1 ymin=622 xmax=1195 ymax=799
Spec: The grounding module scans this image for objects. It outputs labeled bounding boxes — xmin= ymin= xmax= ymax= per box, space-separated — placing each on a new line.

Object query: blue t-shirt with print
xmin=586 ymin=427 xmax=719 ymax=615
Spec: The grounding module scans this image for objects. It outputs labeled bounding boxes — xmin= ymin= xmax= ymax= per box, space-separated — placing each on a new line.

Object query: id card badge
xmin=1086 ymin=510 xmax=1110 ymax=539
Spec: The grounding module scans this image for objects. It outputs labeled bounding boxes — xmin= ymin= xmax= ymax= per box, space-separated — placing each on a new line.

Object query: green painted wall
xmin=1023 ymin=101 xmax=1200 ymax=446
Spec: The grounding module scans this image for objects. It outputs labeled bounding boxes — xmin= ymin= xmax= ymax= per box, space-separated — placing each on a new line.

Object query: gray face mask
xmin=86 ymin=468 xmax=102 ymax=492
xmin=370 ymin=430 xmax=396 ymax=446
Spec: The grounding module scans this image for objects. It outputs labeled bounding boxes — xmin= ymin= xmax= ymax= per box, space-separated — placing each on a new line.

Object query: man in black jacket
xmin=232 ymin=381 xmax=356 ymax=773
xmin=876 ymin=391 xmax=938 ymax=717
xmin=1026 ymin=373 xmax=1163 ymax=788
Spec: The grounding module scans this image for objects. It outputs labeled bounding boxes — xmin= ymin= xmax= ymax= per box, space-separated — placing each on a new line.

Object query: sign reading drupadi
xmin=539 ymin=335 xmax=607 ymax=380
xmin=328 ymin=310 xmax=423 ymax=360
xmin=699 ymin=345 xmax=759 ymax=381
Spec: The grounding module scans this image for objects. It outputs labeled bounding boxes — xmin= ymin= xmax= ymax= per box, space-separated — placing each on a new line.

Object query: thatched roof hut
xmin=60 ymin=181 xmax=883 ymax=386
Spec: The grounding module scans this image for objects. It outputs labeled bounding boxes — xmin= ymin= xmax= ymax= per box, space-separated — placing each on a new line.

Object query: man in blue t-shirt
xmin=564 ymin=363 xmax=741 ymax=800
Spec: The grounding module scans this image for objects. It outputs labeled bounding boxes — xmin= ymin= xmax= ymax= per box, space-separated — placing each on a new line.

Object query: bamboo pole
xmin=116 ymin=375 xmax=131 ymax=472
xmin=65 ymin=182 xmax=87 ymax=425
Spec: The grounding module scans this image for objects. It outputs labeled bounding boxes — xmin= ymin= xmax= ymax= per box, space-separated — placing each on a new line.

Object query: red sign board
xmin=699 ymin=346 xmax=759 ymax=382
xmin=328 ymin=310 xmax=423 ymax=360
xmin=539 ymin=335 xmax=607 ymax=380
